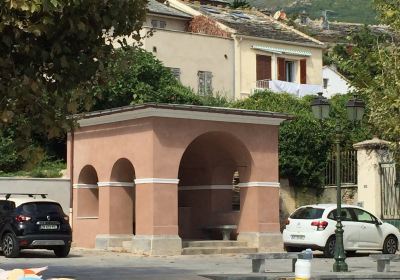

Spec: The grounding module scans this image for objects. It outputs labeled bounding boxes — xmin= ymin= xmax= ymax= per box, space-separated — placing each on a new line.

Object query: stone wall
xmin=279 ymin=179 xmax=358 ymax=231
xmin=0 ymin=177 xmax=71 ymax=213
xmin=320 ymin=185 xmax=358 ymax=205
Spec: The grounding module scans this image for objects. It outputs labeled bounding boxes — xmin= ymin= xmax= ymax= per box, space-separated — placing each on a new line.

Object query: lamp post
xmin=311 ymin=92 xmax=365 ymax=272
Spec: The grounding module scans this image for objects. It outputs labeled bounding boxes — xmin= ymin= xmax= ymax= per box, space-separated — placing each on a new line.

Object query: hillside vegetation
xmin=248 ymin=0 xmax=377 ymax=24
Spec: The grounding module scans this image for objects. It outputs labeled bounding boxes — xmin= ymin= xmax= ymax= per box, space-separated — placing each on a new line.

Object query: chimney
xmin=321 ymin=10 xmax=330 ymax=30
xmin=300 ymin=10 xmax=308 ymax=25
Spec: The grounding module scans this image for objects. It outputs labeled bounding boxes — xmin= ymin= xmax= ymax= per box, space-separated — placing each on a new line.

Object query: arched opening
xmin=178 ymin=132 xmax=252 ymax=240
xmin=111 ymin=158 xmax=135 ymax=182
xmin=232 ymin=171 xmax=240 ymax=211
xmin=77 ymin=165 xmax=99 ymax=217
xmin=110 ymin=158 xmax=136 ymax=234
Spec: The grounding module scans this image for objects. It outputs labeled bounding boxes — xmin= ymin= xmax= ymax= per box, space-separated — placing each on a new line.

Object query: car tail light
xmin=285 ymin=219 xmax=290 ymax=225
xmin=311 ymin=220 xmax=328 ymax=231
xmin=15 ymin=215 xmax=31 ymax=222
xmin=19 ymin=240 xmax=29 ymax=246
xmin=63 ymin=215 xmax=69 ymax=221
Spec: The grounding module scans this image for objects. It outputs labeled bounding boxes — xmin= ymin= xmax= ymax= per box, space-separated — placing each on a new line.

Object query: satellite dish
xmin=273 ymin=11 xmax=281 ymax=20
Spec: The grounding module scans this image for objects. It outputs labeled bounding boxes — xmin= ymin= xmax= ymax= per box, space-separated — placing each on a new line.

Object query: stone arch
xmin=77 ymin=165 xmax=99 ymax=217
xmin=109 ymin=158 xmax=136 ymax=234
xmin=177 ymin=131 xmax=253 ymax=239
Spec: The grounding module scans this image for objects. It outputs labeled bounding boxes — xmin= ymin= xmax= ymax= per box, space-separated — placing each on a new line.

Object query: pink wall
xmin=70 ymin=116 xmax=280 ymax=247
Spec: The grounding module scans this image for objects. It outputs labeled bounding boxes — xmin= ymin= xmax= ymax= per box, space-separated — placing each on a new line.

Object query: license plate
xmin=40 ymin=224 xmax=58 ymax=230
xmin=291 ymin=235 xmax=305 ymax=240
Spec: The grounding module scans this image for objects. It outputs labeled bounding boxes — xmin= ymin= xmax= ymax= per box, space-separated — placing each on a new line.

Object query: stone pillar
xmin=353 ymin=137 xmax=391 ymax=218
xmin=237 ymin=182 xmax=282 ymax=252
xmin=95 ymin=181 xmax=135 ymax=249
xmin=132 ymin=178 xmax=181 ymax=255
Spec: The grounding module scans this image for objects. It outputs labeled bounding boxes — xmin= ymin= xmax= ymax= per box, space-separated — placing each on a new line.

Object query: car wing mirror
xmin=375 ymin=220 xmax=382 ymax=226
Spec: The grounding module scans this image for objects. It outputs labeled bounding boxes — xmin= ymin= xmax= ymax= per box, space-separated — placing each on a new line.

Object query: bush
xmin=0 ymin=135 xmax=23 ymax=173
xmin=233 ymin=91 xmax=371 ymax=188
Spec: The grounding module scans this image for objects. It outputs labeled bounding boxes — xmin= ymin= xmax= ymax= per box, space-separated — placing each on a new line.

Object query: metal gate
xmin=380 ymin=162 xmax=400 ymax=219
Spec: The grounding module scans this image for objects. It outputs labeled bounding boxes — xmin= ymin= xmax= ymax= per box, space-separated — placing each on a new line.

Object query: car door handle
xmin=361 ymin=225 xmax=367 ymax=229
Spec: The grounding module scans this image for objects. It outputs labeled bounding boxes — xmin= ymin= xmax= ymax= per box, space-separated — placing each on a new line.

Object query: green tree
xmin=0 ymin=0 xmax=147 ymax=142
xmin=229 ymin=0 xmax=250 ymax=9
xmin=331 ymin=2 xmax=400 ymax=145
xmin=87 ymin=47 xmax=203 ymax=111
xmin=233 ymin=91 xmax=371 ymax=188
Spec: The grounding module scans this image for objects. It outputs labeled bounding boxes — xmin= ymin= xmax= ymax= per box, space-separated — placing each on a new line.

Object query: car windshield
xmin=290 ymin=207 xmax=324 ymax=219
xmin=18 ymin=202 xmax=64 ymax=216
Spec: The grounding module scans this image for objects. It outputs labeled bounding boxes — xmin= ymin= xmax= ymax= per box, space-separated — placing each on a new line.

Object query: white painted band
xmin=76 ymin=216 xmax=99 ymax=220
xmin=73 ymin=184 xmax=98 ymax=189
xmin=134 ymin=178 xmax=180 ymax=184
xmin=179 ymin=185 xmax=233 ymax=191
xmin=97 ymin=181 xmax=134 ymax=187
xmin=238 ymin=182 xmax=280 ymax=188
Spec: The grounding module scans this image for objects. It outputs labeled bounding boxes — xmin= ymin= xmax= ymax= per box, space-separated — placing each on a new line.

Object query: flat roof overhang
xmin=76 ymin=103 xmax=294 ymax=127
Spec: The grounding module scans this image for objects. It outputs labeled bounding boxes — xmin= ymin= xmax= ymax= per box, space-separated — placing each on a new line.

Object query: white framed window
xmin=159 ymin=20 xmax=167 ymax=28
xmin=150 ymin=19 xmax=167 ymax=29
xmin=198 ymin=71 xmax=213 ymax=95
xmin=285 ymin=61 xmax=296 ymax=82
xmin=168 ymin=67 xmax=181 ymax=81
xmin=323 ymin=78 xmax=329 ymax=89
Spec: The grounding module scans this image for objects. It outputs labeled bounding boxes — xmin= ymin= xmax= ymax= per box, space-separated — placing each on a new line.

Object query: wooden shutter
xmin=277 ymin=57 xmax=286 ymax=81
xmin=300 ymin=59 xmax=307 ymax=84
xmin=256 ymin=55 xmax=271 ymax=81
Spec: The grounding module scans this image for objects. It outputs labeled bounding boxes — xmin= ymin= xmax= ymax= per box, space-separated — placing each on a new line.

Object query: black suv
xmin=0 ymin=193 xmax=72 ymax=258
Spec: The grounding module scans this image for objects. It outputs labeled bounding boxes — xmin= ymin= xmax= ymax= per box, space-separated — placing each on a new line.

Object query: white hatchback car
xmin=283 ymin=204 xmax=400 ymax=257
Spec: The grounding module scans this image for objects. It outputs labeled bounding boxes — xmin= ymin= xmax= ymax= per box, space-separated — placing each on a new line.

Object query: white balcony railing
xmin=255 ymin=79 xmax=270 ymax=89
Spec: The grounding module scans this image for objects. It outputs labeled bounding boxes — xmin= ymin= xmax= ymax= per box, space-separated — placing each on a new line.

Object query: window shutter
xmin=198 ymin=71 xmax=205 ymax=95
xmin=198 ymin=71 xmax=212 ymax=95
xmin=300 ymin=59 xmax=307 ymax=84
xmin=277 ymin=57 xmax=286 ymax=81
xmin=256 ymin=55 xmax=271 ymax=81
xmin=205 ymin=72 xmax=212 ymax=94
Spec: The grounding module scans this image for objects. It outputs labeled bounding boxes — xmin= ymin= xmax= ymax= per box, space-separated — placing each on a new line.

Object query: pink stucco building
xmin=67 ymin=103 xmax=291 ymax=254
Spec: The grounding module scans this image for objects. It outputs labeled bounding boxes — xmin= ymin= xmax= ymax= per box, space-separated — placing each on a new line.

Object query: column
xmin=95 ymin=181 xmax=135 ymax=249
xmin=354 ymin=137 xmax=391 ymax=218
xmin=132 ymin=178 xmax=181 ymax=255
xmin=237 ymin=181 xmax=282 ymax=251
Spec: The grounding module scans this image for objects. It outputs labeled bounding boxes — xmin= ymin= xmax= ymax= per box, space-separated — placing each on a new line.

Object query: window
xmin=278 ymin=58 xmax=301 ymax=82
xmin=18 ymin=202 xmax=64 ymax=216
xmin=0 ymin=201 xmax=15 ymax=215
xmin=290 ymin=207 xmax=324 ymax=219
xmin=327 ymin=208 xmax=355 ymax=221
xmin=168 ymin=67 xmax=181 ymax=81
xmin=151 ymin=19 xmax=167 ymax=29
xmin=353 ymin=208 xmax=377 ymax=223
xmin=323 ymin=78 xmax=329 ymax=89
xmin=198 ymin=71 xmax=212 ymax=95
xmin=285 ymin=61 xmax=295 ymax=82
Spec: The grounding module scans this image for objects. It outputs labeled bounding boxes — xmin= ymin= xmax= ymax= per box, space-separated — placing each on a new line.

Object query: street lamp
xmin=311 ymin=92 xmax=365 ymax=272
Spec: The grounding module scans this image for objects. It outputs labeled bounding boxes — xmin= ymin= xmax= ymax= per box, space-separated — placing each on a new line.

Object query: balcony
xmin=255 ymin=79 xmax=270 ymax=90
xmin=253 ymin=79 xmax=323 ymax=97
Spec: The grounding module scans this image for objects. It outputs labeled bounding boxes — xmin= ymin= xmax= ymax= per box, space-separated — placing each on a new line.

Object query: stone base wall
xmin=279 ymin=179 xmax=358 ymax=231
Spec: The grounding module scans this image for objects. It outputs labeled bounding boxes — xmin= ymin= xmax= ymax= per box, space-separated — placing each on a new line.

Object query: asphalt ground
xmin=0 ymin=249 xmax=399 ymax=280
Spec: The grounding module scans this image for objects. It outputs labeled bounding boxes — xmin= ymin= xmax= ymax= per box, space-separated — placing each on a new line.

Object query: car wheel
xmin=54 ymin=244 xmax=71 ymax=258
xmin=346 ymin=250 xmax=357 ymax=257
xmin=382 ymin=235 xmax=398 ymax=254
xmin=2 ymin=232 xmax=20 ymax=258
xmin=323 ymin=236 xmax=335 ymax=258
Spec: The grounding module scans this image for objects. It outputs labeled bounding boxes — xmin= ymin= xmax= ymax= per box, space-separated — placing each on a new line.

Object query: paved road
xmin=0 ymin=249 xmax=399 ymax=279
